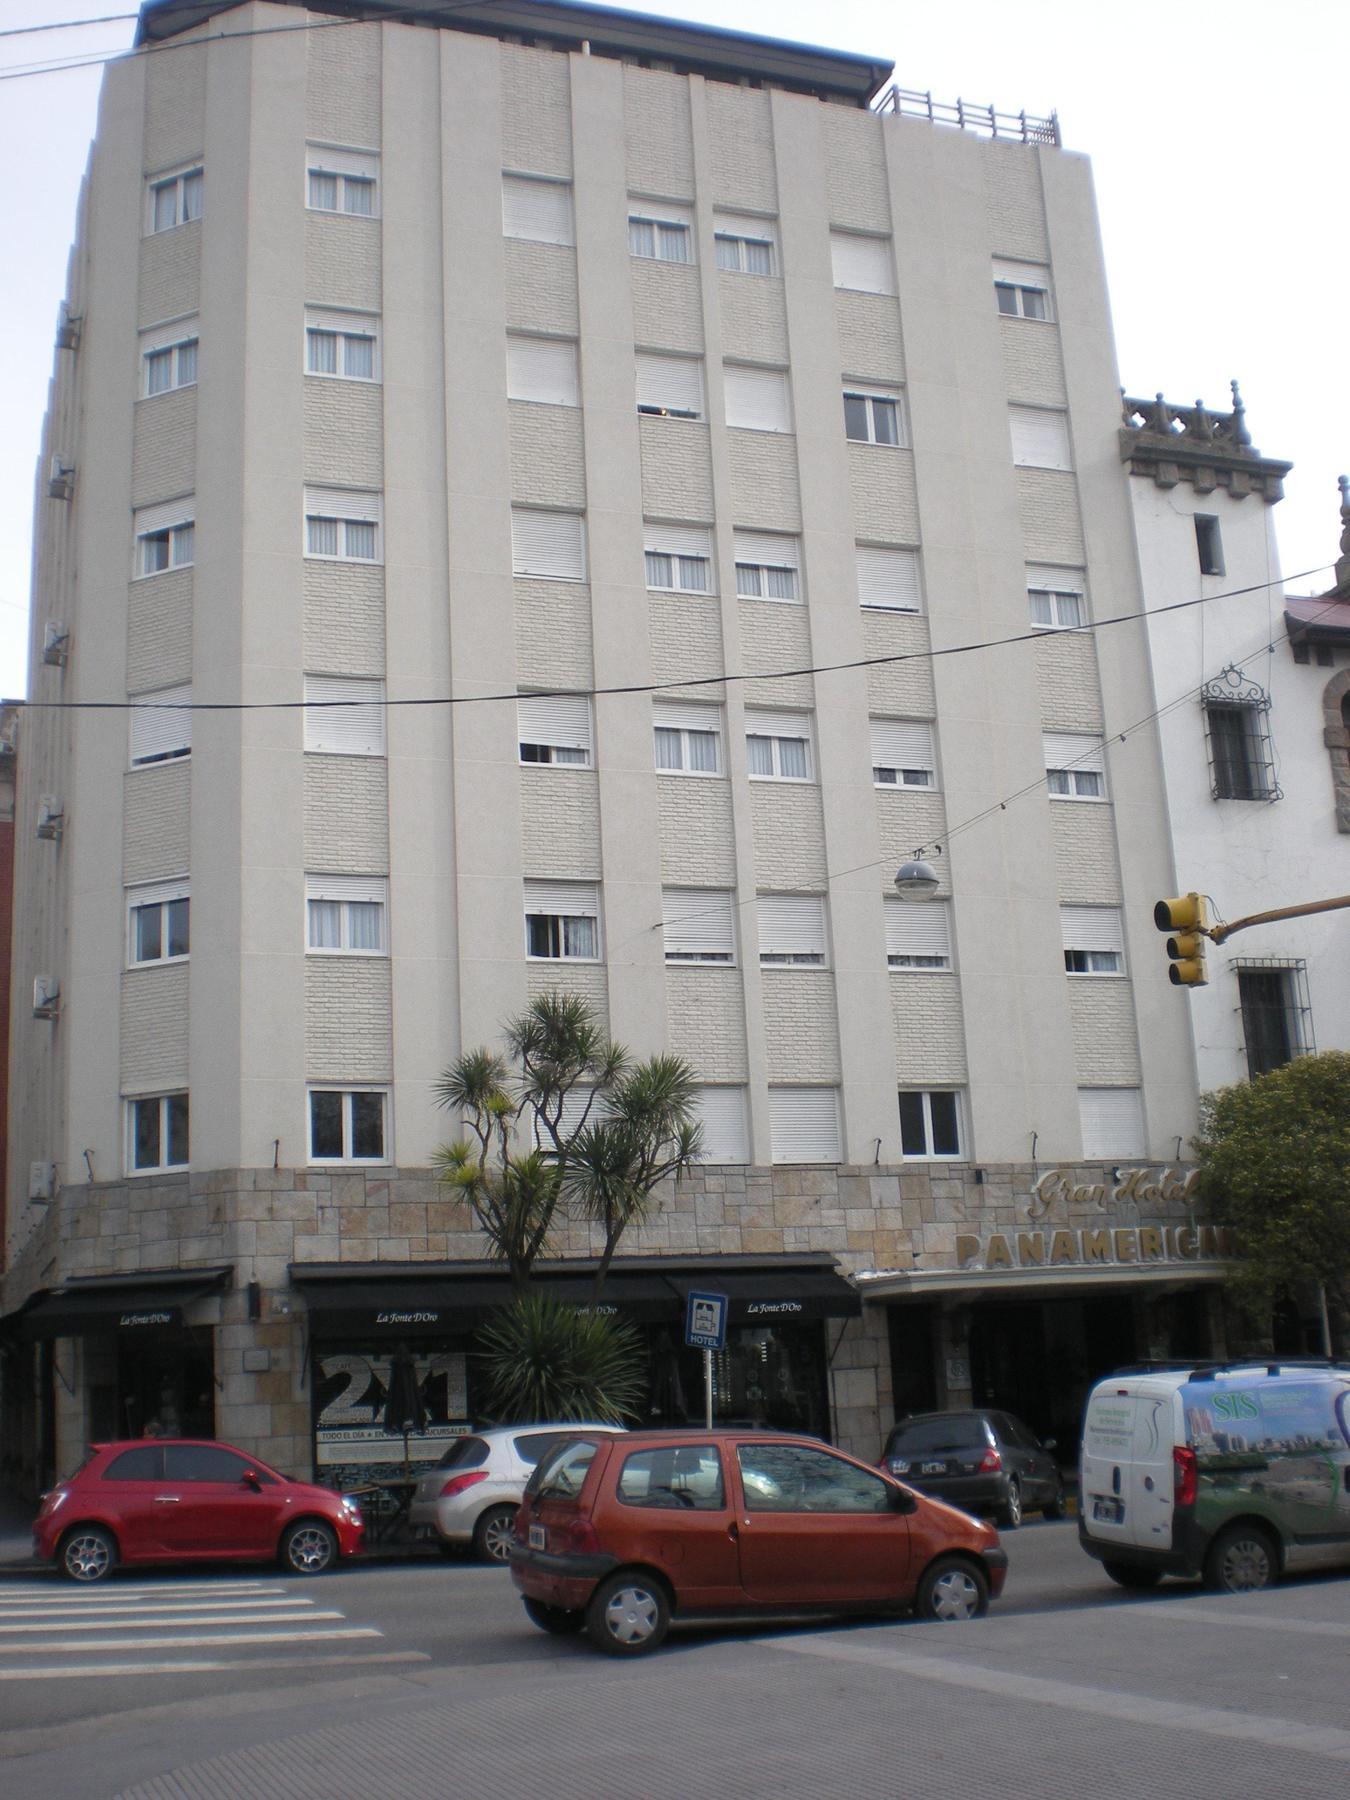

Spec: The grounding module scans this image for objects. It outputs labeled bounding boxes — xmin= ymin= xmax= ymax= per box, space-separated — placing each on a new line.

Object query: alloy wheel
xmin=285 ymin=1523 xmax=336 ymax=1574
xmin=478 ymin=1507 xmax=517 ymax=1564
xmin=1211 ymin=1532 xmax=1273 ymax=1594
xmin=62 ymin=1529 xmax=113 ymax=1583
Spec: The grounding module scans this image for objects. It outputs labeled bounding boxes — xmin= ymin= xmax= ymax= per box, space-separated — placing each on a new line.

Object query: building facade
xmin=4 ymin=0 xmax=1244 ymax=1494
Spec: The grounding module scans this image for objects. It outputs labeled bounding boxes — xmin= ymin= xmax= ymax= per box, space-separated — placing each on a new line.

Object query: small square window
xmin=898 ymin=1091 xmax=962 ymax=1159
xmin=309 ymin=1089 xmax=387 ymax=1163
xmin=148 ymin=167 xmax=202 ymax=234
xmin=307 ymin=149 xmax=379 ymax=217
xmin=1195 ymin=515 xmax=1225 ymax=576
xmin=129 ymin=888 xmax=189 ymax=965
xmin=129 ymin=1093 xmax=190 ymax=1172
xmin=844 ymin=389 xmax=905 ymax=447
xmin=629 ymin=203 xmax=693 ymax=264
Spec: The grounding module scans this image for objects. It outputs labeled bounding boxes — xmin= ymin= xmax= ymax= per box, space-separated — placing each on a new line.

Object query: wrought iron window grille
xmin=1232 ymin=958 xmax=1314 ymax=1080
xmin=1201 ymin=666 xmax=1281 ymax=802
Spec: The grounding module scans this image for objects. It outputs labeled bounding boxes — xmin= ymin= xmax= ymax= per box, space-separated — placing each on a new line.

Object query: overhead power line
xmin=0 ymin=13 xmax=137 ymax=37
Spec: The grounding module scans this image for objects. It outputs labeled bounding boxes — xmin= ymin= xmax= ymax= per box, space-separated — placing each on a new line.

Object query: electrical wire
xmin=0 ymin=14 xmax=137 ymax=37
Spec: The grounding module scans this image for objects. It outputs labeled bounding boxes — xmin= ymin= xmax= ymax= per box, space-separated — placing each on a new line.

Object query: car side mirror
xmin=242 ymin=1469 xmax=263 ymax=1492
xmin=889 ymin=1484 xmax=917 ymax=1515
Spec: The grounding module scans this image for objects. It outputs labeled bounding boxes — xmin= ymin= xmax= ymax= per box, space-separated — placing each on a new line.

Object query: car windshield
xmin=526 ymin=1438 xmax=598 ymax=1500
xmin=886 ymin=1417 xmax=988 ymax=1455
xmin=436 ymin=1436 xmax=490 ymax=1471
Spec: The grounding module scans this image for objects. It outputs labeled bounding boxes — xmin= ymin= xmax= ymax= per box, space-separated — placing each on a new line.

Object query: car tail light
xmin=977 ymin=1449 xmax=1003 ymax=1474
xmin=1173 ymin=1445 xmax=1197 ymax=1508
xmin=562 ymin=1515 xmax=601 ymax=1556
xmin=440 ymin=1471 xmax=490 ymax=1500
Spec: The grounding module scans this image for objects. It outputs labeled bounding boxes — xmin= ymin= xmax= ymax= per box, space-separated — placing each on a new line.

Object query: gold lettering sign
xmin=948 ymin=1222 xmax=1234 ymax=1275
xmin=1029 ymin=1165 xmax=1200 ymax=1222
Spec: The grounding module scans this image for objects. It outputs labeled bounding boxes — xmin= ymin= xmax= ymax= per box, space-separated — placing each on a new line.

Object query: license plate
xmin=528 ymin=1524 xmax=546 ymax=1551
xmin=921 ymin=1461 xmax=946 ymax=1476
xmin=1093 ymin=1498 xmax=1124 ymax=1524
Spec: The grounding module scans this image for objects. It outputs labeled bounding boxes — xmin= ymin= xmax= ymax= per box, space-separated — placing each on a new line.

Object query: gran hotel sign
xmin=955 ymin=1165 xmax=1234 ymax=1273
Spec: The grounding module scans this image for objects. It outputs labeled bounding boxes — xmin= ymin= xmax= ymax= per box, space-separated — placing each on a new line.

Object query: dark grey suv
xmin=881 ymin=1410 xmax=1064 ymax=1528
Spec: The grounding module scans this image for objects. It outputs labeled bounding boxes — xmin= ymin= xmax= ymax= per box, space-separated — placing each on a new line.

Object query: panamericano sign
xmin=956 ymin=1222 xmax=1234 ymax=1272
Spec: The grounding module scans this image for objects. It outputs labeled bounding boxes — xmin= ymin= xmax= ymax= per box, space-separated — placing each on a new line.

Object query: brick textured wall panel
xmin=124 ymin=764 xmax=190 ymax=884
xmin=704 ymin=84 xmax=777 ymax=212
xmin=304 ymin=381 xmax=384 ymax=488
xmin=749 ymin=784 xmax=827 ymax=889
xmin=739 ymin=601 xmax=815 ymax=709
xmin=526 ymin=961 xmax=609 ymax=1025
xmin=304 ymin=564 xmax=386 ymax=675
xmin=874 ymin=791 xmax=951 ymax=894
xmin=307 ymin=19 xmax=381 ymax=145
xmin=836 ymin=291 xmax=906 ymax=384
xmin=890 ymin=974 xmax=968 ymax=1084
xmin=509 ymin=401 xmax=586 ymax=509
xmin=145 ymin=45 xmax=205 ymax=170
xmin=640 ymin=417 xmax=714 ymax=523
xmin=1014 ymin=468 xmax=1085 ymax=564
xmin=718 ymin=274 xmax=789 ymax=366
xmin=762 ymin=970 xmax=842 ymax=1080
xmin=1051 ymin=803 xmax=1123 ymax=904
xmin=127 ymin=571 xmax=193 ymax=694
xmin=520 ymin=768 xmax=602 ymax=878
xmin=981 ymin=142 xmax=1050 ymax=261
xmin=1035 ymin=633 xmax=1103 ymax=731
xmin=303 ymin=757 xmax=389 ymax=873
xmin=504 ymin=240 xmax=579 ymax=337
xmin=824 ymin=108 xmax=892 ymax=232
xmin=121 ymin=964 xmax=189 ymax=1092
xmin=515 ymin=582 xmax=593 ymax=687
xmin=624 ymin=67 xmax=694 ymax=197
xmin=657 ymin=778 xmax=737 ymax=885
xmin=849 ymin=445 xmax=920 ymax=544
xmin=305 ymin=958 xmax=393 ymax=1083
xmin=999 ymin=319 xmax=1067 ymax=406
xmin=138 ymin=225 xmax=200 ymax=328
xmin=666 ymin=967 xmax=748 ymax=1079
xmin=863 ymin=611 xmax=936 ymax=716
xmin=727 ymin=432 xmax=801 ymax=533
xmin=648 ymin=593 xmax=724 ymax=693
xmin=1069 ymin=981 xmax=1142 ymax=1083
xmin=501 ymin=43 xmax=573 ymax=177
xmin=304 ymin=217 xmax=382 ymax=313
xmin=631 ymin=261 xmax=704 ymax=354
xmin=132 ymin=390 xmax=196 ymax=509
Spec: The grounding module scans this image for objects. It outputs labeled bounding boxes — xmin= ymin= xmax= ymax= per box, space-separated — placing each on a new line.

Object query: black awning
xmin=663 ymin=1265 xmax=861 ymax=1324
xmin=6 ymin=1266 xmax=233 ymax=1341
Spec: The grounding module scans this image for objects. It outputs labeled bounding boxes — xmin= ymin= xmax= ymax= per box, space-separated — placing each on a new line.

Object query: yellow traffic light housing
xmin=1154 ymin=893 xmax=1209 ymax=987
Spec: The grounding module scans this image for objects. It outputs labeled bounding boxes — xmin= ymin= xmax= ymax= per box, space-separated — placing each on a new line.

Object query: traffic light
xmin=1154 ymin=893 xmax=1209 ymax=987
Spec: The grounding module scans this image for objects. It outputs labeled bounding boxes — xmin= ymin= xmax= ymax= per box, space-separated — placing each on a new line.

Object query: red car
xmin=33 ymin=1439 xmax=365 ymax=1582
xmin=511 ymin=1429 xmax=1006 ymax=1654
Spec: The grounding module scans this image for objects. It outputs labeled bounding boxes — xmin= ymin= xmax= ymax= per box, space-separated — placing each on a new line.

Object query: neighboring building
xmin=0 ymin=702 xmax=16 ymax=1261
xmin=3 ymin=0 xmax=1243 ymax=1491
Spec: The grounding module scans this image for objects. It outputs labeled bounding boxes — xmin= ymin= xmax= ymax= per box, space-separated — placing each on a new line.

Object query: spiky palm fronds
xmin=476 ymin=1295 xmax=646 ymax=1424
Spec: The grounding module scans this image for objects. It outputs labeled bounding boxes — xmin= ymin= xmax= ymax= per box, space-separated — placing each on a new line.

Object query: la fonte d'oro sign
xmin=958 ymin=1165 xmax=1234 ymax=1272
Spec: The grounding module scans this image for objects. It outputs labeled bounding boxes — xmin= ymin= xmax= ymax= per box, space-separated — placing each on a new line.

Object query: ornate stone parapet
xmin=1119 ymin=381 xmax=1291 ymax=502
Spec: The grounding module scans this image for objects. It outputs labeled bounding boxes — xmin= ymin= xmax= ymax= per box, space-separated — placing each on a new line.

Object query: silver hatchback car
xmin=410 ymin=1424 xmax=627 ymax=1563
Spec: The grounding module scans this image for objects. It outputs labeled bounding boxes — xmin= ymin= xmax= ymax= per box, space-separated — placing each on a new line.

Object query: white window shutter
xmin=1079 ymin=1088 xmax=1144 ymax=1159
xmin=304 ymin=486 xmax=382 ymax=525
xmin=127 ymin=876 xmax=190 ymax=909
xmin=1043 ymin=732 xmax=1105 ymax=774
xmin=134 ymin=498 xmax=194 ymax=538
xmin=1060 ymin=907 xmax=1123 ymax=953
xmin=653 ymin=700 xmax=721 ymax=734
xmin=140 ymin=315 xmax=199 ymax=356
xmin=517 ymin=693 xmax=592 ymax=752
xmin=856 ymin=546 xmax=921 ymax=611
xmin=308 ymin=145 xmax=378 ymax=180
xmin=1027 ymin=565 xmax=1084 ymax=595
xmin=733 ymin=530 xmax=799 ymax=570
xmin=129 ymin=684 xmax=192 ymax=762
xmin=757 ymin=894 xmax=826 ymax=957
xmin=724 ymin=366 xmax=790 ymax=432
xmin=769 ymin=1087 xmax=840 ymax=1163
xmin=523 ymin=880 xmax=599 ymax=917
xmin=644 ymin=522 xmax=712 ymax=560
xmin=830 ymin=233 xmax=895 ymax=295
xmin=303 ymin=675 xmax=386 ymax=755
xmin=717 ymin=212 xmax=775 ymax=246
xmin=745 ymin=708 xmax=809 ymax=742
xmin=502 ymin=175 xmax=574 ymax=246
xmin=885 ymin=898 xmax=951 ymax=961
xmin=693 ymin=1086 xmax=749 ymax=1163
xmin=507 ymin=337 xmax=579 ymax=406
xmin=512 ymin=509 xmax=586 ymax=580
xmin=1010 ymin=409 xmax=1072 ymax=470
xmin=993 ymin=259 xmax=1050 ymax=289
xmin=870 ymin=719 xmax=934 ymax=772
xmin=305 ymin=874 xmax=388 ymax=904
xmin=636 ymin=353 xmax=704 ymax=416
xmin=663 ymin=889 xmax=736 ymax=958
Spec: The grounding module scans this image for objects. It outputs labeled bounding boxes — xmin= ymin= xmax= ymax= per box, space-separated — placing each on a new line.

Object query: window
xmin=899 ymin=1090 xmax=962 ymax=1159
xmin=511 ymin=508 xmax=586 ymax=581
xmin=768 ymin=1087 xmax=840 ymax=1164
xmin=1044 ymin=732 xmax=1106 ymax=800
xmin=724 ymin=365 xmax=791 ymax=434
xmin=128 ymin=881 xmax=189 ymax=965
xmin=844 ymin=387 xmax=906 ymax=447
xmin=518 ymin=693 xmax=592 ymax=766
xmin=306 ymin=147 xmax=378 ymax=216
xmin=714 ymin=213 xmax=776 ymax=275
xmin=1078 ymin=1088 xmax=1144 ymax=1160
xmin=524 ymin=880 xmax=600 ymax=961
xmin=663 ymin=889 xmax=736 ymax=965
xmin=309 ymin=1089 xmax=387 ymax=1163
xmin=134 ymin=504 xmax=194 ymax=577
xmin=142 ymin=328 xmax=198 ymax=397
xmin=644 ymin=523 xmax=713 ymax=595
xmin=758 ymin=894 xmax=826 ymax=966
xmin=1061 ymin=906 xmax=1125 ymax=976
xmin=885 ymin=898 xmax=951 ymax=970
xmin=635 ymin=352 xmax=703 ymax=420
xmin=856 ymin=545 xmax=922 ymax=613
xmin=304 ymin=486 xmax=382 ymax=562
xmin=829 ymin=232 xmax=895 ymax=295
xmin=734 ymin=531 xmax=800 ymax=603
xmin=502 ymin=174 xmax=574 ymax=246
xmin=306 ymin=875 xmax=388 ymax=954
xmin=628 ymin=200 xmax=693 ymax=264
xmin=164 ymin=1445 xmax=270 ymax=1484
xmin=104 ymin=1446 xmax=164 ymax=1480
xmin=1028 ymin=568 xmax=1086 ymax=631
xmin=129 ymin=1093 xmax=189 ymax=1173
xmin=1236 ymin=962 xmax=1312 ymax=1079
xmin=993 ymin=260 xmax=1052 ymax=321
xmin=1195 ymin=514 xmax=1225 ymax=576
xmin=653 ymin=701 xmax=721 ymax=776
xmin=1203 ymin=685 xmax=1277 ymax=801
xmin=129 ymin=684 xmax=192 ymax=766
xmin=746 ymin=711 xmax=811 ymax=781
xmin=619 ymin=1445 xmax=725 ymax=1510
xmin=738 ymin=1441 xmax=890 ymax=1513
xmin=691 ymin=1087 xmax=749 ymax=1164
xmin=1010 ymin=407 xmax=1072 ymax=470
xmin=306 ymin=309 xmax=379 ymax=381
xmin=147 ymin=165 xmax=202 ymax=234
xmin=507 ymin=335 xmax=578 ymax=407
xmin=303 ymin=675 xmax=386 ymax=756
xmin=871 ymin=719 xmax=935 ymax=788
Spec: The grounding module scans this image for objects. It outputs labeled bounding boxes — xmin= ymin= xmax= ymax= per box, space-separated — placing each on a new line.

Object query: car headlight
xmin=341 ymin=1496 xmax=363 ymax=1521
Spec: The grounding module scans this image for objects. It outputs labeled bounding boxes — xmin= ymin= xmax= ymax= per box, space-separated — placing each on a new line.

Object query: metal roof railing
xmin=874 ymin=86 xmax=1060 ymax=147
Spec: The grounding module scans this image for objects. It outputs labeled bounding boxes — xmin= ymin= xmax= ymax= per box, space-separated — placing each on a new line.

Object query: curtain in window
xmin=687 ymin=731 xmax=718 ymax=772
xmin=745 ymin=735 xmax=774 ymax=776
xmin=628 ymin=219 xmax=656 ymax=257
xmin=307 ymin=330 xmax=338 ymax=375
xmin=344 ymin=520 xmax=376 ymax=560
xmin=177 ymin=340 xmax=197 ymax=385
xmin=777 ymin=737 xmax=808 ymax=779
xmin=308 ymin=171 xmax=338 ymax=210
xmin=307 ymin=516 xmax=338 ymax=556
xmin=146 ymin=349 xmax=173 ymax=394
xmin=347 ymin=902 xmax=382 ymax=951
xmin=180 ymin=172 xmax=202 ymax=222
xmin=344 ymin=177 xmax=374 ymax=216
xmin=152 ymin=184 xmax=177 ymax=231
xmin=141 ymin=533 xmax=170 ymax=575
xmin=654 ymin=727 xmax=683 ymax=770
xmin=344 ymin=335 xmax=374 ymax=379
xmin=134 ymin=906 xmax=162 ymax=962
xmin=308 ymin=900 xmax=341 ymax=949
xmin=173 ymin=523 xmax=194 ymax=567
xmin=562 ymin=916 xmax=597 ymax=958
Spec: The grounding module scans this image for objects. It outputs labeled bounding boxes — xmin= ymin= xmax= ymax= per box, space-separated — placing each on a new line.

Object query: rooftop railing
xmin=873 ymin=86 xmax=1061 ymax=148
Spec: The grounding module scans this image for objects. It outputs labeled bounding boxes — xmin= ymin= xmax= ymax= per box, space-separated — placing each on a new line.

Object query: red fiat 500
xmin=33 ymin=1439 xmax=365 ymax=1581
xmin=511 ymin=1429 xmax=1006 ymax=1654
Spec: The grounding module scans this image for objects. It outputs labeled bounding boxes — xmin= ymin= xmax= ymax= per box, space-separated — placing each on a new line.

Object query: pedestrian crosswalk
xmin=0 ymin=1577 xmax=429 ymax=1680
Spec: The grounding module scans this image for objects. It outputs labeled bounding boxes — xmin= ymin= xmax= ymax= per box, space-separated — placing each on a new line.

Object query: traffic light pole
xmin=1206 ymin=892 xmax=1350 ymax=945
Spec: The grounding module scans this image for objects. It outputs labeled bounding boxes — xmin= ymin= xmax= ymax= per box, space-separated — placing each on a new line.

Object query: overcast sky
xmin=1 ymin=0 xmax=1344 ymax=697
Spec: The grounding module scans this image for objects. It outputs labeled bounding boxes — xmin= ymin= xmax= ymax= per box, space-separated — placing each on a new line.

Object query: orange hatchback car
xmin=510 ymin=1428 xmax=1006 ymax=1654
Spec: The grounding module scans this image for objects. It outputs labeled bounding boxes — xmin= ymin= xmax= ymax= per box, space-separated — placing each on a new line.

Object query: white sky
xmin=1 ymin=0 xmax=1345 ymax=698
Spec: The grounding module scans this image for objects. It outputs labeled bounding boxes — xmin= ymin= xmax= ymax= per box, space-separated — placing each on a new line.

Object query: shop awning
xmin=2 ymin=1266 xmax=234 ymax=1341
xmin=663 ymin=1264 xmax=862 ymax=1323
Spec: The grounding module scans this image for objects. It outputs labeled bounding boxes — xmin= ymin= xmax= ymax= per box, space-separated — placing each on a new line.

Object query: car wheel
xmin=1001 ymin=1479 xmax=1022 ymax=1529
xmin=1203 ymin=1524 xmax=1277 ymax=1595
xmin=586 ymin=1571 xmax=671 ymax=1656
xmin=473 ymin=1504 xmax=518 ymax=1565
xmin=914 ymin=1556 xmax=989 ymax=1622
xmin=60 ymin=1525 xmax=117 ymax=1583
xmin=1101 ymin=1560 xmax=1163 ymax=1590
xmin=282 ymin=1519 xmax=338 ymax=1575
xmin=523 ymin=1596 xmax=584 ymax=1636
xmin=1042 ymin=1482 xmax=1066 ymax=1521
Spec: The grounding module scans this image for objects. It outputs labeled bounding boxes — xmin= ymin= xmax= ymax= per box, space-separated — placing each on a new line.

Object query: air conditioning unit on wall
xmin=42 ymin=622 xmax=70 ymax=667
xmin=29 ymin=1161 xmax=56 ymax=1203
xmin=48 ymin=459 xmax=75 ymax=501
xmin=32 ymin=976 xmax=60 ymax=1020
xmin=36 ymin=797 xmax=64 ymax=841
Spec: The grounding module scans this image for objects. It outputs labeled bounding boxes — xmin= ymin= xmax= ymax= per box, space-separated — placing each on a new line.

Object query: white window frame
xmin=129 ymin=684 xmax=192 ymax=767
xmin=691 ymin=1086 xmax=749 ymax=1164
xmin=993 ymin=260 xmax=1053 ymax=321
xmin=663 ymin=889 xmax=737 ymax=966
xmin=305 ymin=308 xmax=380 ymax=383
xmin=723 ymin=365 xmax=792 ymax=434
xmin=518 ymin=692 xmax=593 ymax=767
xmin=734 ymin=531 xmax=801 ymax=604
xmin=306 ymin=146 xmax=379 ymax=217
xmin=1079 ymin=1088 xmax=1145 ymax=1160
xmin=856 ymin=544 xmax=922 ymax=614
xmin=524 ymin=881 xmax=601 ymax=963
xmin=305 ymin=875 xmax=388 ymax=955
xmin=303 ymin=675 xmax=386 ymax=756
xmin=134 ymin=500 xmax=195 ymax=579
xmin=1061 ymin=906 xmax=1125 ymax=977
xmin=502 ymin=173 xmax=575 ymax=246
xmin=829 ymin=231 xmax=895 ymax=296
xmin=1028 ymin=568 xmax=1087 ymax=631
xmin=127 ymin=879 xmax=190 ymax=968
xmin=303 ymin=487 xmax=382 ymax=564
xmin=898 ymin=1089 xmax=963 ymax=1160
xmin=1044 ymin=732 xmax=1106 ymax=801
xmin=141 ymin=321 xmax=198 ymax=397
xmin=127 ymin=1092 xmax=190 ymax=1174
xmin=653 ymin=702 xmax=722 ymax=777
xmin=1010 ymin=406 xmax=1072 ymax=471
xmin=511 ymin=508 xmax=587 ymax=582
xmin=757 ymin=894 xmax=827 ymax=968
xmin=844 ymin=386 xmax=907 ymax=447
xmin=871 ymin=719 xmax=936 ymax=789
xmin=635 ymin=351 xmax=704 ymax=421
xmin=628 ymin=199 xmax=693 ymax=265
xmin=884 ymin=898 xmax=952 ymax=971
xmin=308 ymin=1088 xmax=389 ymax=1165
xmin=644 ymin=523 xmax=714 ymax=596
xmin=146 ymin=164 xmax=202 ymax=235
xmin=507 ymin=335 xmax=579 ymax=407
xmin=746 ymin=711 xmax=812 ymax=783
xmin=768 ymin=1087 xmax=841 ymax=1165
xmin=714 ymin=213 xmax=777 ymax=276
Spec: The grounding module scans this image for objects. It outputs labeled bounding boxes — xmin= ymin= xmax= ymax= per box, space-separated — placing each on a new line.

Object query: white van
xmin=1078 ymin=1360 xmax=1350 ymax=1593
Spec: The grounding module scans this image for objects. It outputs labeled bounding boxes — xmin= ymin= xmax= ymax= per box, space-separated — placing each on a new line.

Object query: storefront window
xmin=646 ymin=1322 xmax=830 ymax=1439
xmin=312 ymin=1347 xmax=472 ymax=1489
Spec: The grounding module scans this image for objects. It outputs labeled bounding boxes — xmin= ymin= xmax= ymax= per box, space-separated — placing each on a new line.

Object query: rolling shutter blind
xmin=856 ymin=546 xmax=921 ymax=610
xmin=305 ymin=874 xmax=387 ymax=904
xmin=717 ymin=211 xmax=775 ymax=245
xmin=644 ymin=522 xmax=712 ymax=560
xmin=830 ymin=233 xmax=895 ymax=294
xmin=663 ymin=889 xmax=735 ymax=958
xmin=308 ymin=146 xmax=377 ymax=179
xmin=303 ymin=676 xmax=385 ymax=754
xmin=128 ymin=876 xmax=189 ymax=908
xmin=885 ymin=898 xmax=951 ymax=960
xmin=501 ymin=175 xmax=574 ymax=245
xmin=769 ymin=1087 xmax=840 ymax=1164
xmin=733 ymin=530 xmax=799 ymax=570
xmin=757 ymin=894 xmax=826 ymax=957
xmin=304 ymin=486 xmax=382 ymax=525
xmin=141 ymin=315 xmax=198 ymax=356
xmin=523 ymin=880 xmax=598 ymax=917
xmin=724 ymin=366 xmax=790 ymax=432
xmin=1009 ymin=408 xmax=1071 ymax=470
xmin=507 ymin=336 xmax=578 ymax=406
xmin=1043 ymin=732 xmax=1105 ymax=774
xmin=517 ymin=693 xmax=591 ymax=752
xmin=745 ymin=709 xmax=809 ymax=743
xmin=1060 ymin=907 xmax=1123 ymax=952
xmin=134 ymin=498 xmax=194 ymax=537
xmin=693 ymin=1087 xmax=749 ymax=1164
xmin=653 ymin=700 xmax=721 ymax=734
xmin=1027 ymin=565 xmax=1084 ymax=595
xmin=993 ymin=259 xmax=1049 ymax=288
xmin=1078 ymin=1088 xmax=1144 ymax=1159
xmin=636 ymin=353 xmax=704 ymax=416
xmin=129 ymin=685 xmax=192 ymax=762
xmin=870 ymin=720 xmax=934 ymax=772
xmin=512 ymin=509 xmax=586 ymax=579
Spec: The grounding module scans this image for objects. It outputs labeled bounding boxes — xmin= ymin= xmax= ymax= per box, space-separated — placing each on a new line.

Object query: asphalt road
xmin=1 ymin=1521 xmax=1347 ymax=1797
